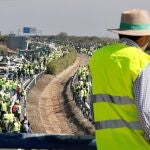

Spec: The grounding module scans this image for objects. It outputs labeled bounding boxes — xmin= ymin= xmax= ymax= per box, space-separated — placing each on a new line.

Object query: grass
xmin=47 ymin=49 xmax=77 ymax=75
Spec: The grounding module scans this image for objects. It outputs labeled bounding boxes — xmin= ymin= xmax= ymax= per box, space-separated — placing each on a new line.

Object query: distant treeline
xmin=45 ymin=32 xmax=117 ymax=49
xmin=0 ymin=36 xmax=8 ymax=46
xmin=2 ymin=33 xmax=150 ymax=51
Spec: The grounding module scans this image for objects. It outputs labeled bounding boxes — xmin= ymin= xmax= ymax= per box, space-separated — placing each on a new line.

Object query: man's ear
xmin=136 ymin=36 xmax=150 ymax=50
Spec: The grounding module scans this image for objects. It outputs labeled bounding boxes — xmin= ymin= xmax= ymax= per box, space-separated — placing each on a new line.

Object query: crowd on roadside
xmin=0 ymin=43 xmax=74 ymax=133
xmin=0 ymin=58 xmax=46 ymax=133
xmin=72 ymin=66 xmax=93 ymax=121
xmin=46 ymin=47 xmax=70 ymax=64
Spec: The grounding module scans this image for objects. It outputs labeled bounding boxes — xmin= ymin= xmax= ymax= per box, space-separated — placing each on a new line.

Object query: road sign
xmin=23 ymin=27 xmax=31 ymax=33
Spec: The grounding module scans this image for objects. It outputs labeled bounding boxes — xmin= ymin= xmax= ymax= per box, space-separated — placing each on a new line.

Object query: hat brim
xmin=108 ymin=29 xmax=150 ymax=36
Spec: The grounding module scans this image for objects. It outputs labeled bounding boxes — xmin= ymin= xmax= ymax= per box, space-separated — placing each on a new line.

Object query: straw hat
xmin=108 ymin=9 xmax=150 ymax=36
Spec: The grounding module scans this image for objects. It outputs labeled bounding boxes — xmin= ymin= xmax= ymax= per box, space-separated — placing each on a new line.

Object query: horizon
xmin=0 ymin=0 xmax=150 ymax=38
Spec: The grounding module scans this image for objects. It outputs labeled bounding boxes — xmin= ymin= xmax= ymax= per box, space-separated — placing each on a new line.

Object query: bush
xmin=47 ymin=49 xmax=77 ymax=75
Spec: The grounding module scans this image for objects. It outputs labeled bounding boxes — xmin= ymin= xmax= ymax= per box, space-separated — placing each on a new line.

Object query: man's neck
xmin=120 ymin=38 xmax=140 ymax=48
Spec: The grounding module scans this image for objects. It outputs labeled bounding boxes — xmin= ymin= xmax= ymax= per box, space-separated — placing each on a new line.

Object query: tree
xmin=0 ymin=45 xmax=8 ymax=55
xmin=58 ymin=32 xmax=68 ymax=37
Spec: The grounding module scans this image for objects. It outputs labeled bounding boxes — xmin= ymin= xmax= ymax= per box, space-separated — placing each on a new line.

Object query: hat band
xmin=120 ymin=23 xmax=150 ymax=30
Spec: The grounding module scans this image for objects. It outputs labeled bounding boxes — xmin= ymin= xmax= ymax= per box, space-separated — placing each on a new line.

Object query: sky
xmin=0 ymin=0 xmax=150 ymax=37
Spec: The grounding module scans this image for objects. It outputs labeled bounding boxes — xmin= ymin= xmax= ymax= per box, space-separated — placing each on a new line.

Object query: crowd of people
xmin=0 ymin=58 xmax=47 ymax=133
xmin=72 ymin=66 xmax=93 ymax=120
xmin=0 ymin=45 xmax=73 ymax=133
xmin=46 ymin=48 xmax=69 ymax=63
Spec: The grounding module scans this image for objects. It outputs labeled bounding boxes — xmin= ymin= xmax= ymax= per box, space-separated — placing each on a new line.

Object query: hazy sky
xmin=0 ymin=0 xmax=150 ymax=37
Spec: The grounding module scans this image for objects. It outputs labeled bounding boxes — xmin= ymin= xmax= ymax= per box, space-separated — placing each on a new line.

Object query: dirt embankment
xmin=26 ymin=74 xmax=54 ymax=133
xmin=27 ymin=55 xmax=94 ymax=134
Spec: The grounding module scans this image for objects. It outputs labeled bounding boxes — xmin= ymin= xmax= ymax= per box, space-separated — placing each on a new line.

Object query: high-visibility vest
xmin=8 ymin=113 xmax=14 ymax=123
xmin=81 ymin=73 xmax=86 ymax=80
xmin=2 ymin=114 xmax=10 ymax=124
xmin=30 ymin=69 xmax=34 ymax=75
xmin=12 ymin=82 xmax=17 ymax=90
xmin=5 ymin=82 xmax=9 ymax=90
xmin=2 ymin=84 xmax=6 ymax=91
xmin=89 ymin=43 xmax=150 ymax=150
xmin=79 ymin=81 xmax=83 ymax=87
xmin=1 ymin=102 xmax=7 ymax=112
xmin=83 ymin=89 xmax=88 ymax=97
xmin=8 ymin=84 xmax=13 ymax=90
xmin=27 ymin=69 xmax=30 ymax=74
xmin=12 ymin=121 xmax=20 ymax=132
xmin=80 ymin=89 xmax=84 ymax=98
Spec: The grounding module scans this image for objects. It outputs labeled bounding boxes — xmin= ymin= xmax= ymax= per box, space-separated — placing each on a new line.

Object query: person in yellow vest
xmin=11 ymin=117 xmax=21 ymax=133
xmin=1 ymin=84 xmax=6 ymax=92
xmin=27 ymin=68 xmax=30 ymax=78
xmin=0 ymin=99 xmax=7 ymax=118
xmin=8 ymin=109 xmax=14 ymax=125
xmin=30 ymin=68 xmax=34 ymax=78
xmin=79 ymin=80 xmax=84 ymax=89
xmin=79 ymin=88 xmax=85 ymax=102
xmin=2 ymin=112 xmax=9 ymax=132
xmin=89 ymin=9 xmax=150 ymax=150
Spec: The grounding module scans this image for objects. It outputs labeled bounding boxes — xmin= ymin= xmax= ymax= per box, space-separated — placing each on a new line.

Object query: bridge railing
xmin=0 ymin=133 xmax=96 ymax=150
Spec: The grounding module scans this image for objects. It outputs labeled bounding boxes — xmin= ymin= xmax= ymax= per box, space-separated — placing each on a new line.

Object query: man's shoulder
xmin=92 ymin=42 xmax=127 ymax=55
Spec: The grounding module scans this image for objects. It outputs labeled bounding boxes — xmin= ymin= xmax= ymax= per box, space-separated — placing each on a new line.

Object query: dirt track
xmin=27 ymin=55 xmax=93 ymax=134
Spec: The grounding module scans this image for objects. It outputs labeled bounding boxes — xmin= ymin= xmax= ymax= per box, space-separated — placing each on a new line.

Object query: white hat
xmin=108 ymin=9 xmax=150 ymax=36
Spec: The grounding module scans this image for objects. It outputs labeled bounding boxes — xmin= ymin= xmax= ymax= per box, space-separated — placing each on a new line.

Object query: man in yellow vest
xmin=1 ymin=99 xmax=7 ymax=118
xmin=2 ymin=111 xmax=10 ymax=132
xmin=89 ymin=9 xmax=150 ymax=150
xmin=11 ymin=117 xmax=21 ymax=133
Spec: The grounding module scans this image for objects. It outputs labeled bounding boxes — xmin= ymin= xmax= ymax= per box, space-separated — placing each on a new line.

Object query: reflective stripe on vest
xmin=93 ymin=93 xmax=142 ymax=130
xmin=93 ymin=94 xmax=134 ymax=104
xmin=95 ymin=120 xmax=141 ymax=130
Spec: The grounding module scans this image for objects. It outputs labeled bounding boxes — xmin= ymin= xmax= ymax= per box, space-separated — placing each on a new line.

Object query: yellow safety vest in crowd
xmin=12 ymin=121 xmax=20 ymax=132
xmin=80 ymin=89 xmax=84 ymax=98
xmin=2 ymin=84 xmax=6 ymax=91
xmin=89 ymin=43 xmax=150 ymax=150
xmin=8 ymin=84 xmax=13 ymax=90
xmin=8 ymin=113 xmax=14 ymax=123
xmin=30 ymin=69 xmax=34 ymax=75
xmin=12 ymin=82 xmax=17 ymax=90
xmin=1 ymin=101 xmax=7 ymax=112
xmin=3 ymin=114 xmax=10 ymax=124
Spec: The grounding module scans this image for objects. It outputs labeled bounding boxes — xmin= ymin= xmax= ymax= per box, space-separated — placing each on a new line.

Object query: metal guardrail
xmin=0 ymin=133 xmax=96 ymax=150
xmin=21 ymin=71 xmax=45 ymax=120
xmin=25 ymin=71 xmax=45 ymax=93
